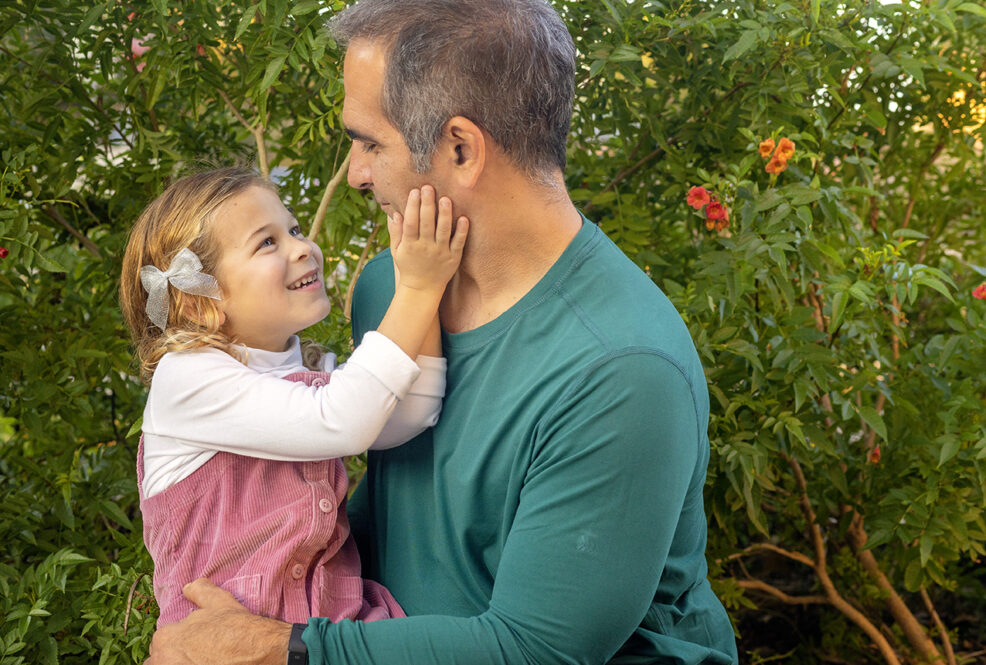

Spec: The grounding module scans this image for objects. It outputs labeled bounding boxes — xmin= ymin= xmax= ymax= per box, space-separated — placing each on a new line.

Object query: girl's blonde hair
xmin=121 ymin=167 xmax=324 ymax=384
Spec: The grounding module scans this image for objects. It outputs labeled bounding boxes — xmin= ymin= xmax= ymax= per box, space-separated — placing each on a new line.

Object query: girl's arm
xmin=375 ymin=186 xmax=467 ymax=360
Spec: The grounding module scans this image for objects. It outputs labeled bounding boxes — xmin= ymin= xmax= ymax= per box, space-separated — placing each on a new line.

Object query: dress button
xmin=318 ymin=498 xmax=332 ymax=513
xmin=311 ymin=378 xmax=326 ymax=387
xmin=291 ymin=563 xmax=304 ymax=580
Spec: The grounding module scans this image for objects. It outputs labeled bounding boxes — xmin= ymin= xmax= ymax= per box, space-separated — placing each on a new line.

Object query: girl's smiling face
xmin=212 ymin=185 xmax=331 ymax=351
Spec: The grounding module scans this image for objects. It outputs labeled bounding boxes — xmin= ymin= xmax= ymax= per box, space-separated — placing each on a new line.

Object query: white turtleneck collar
xmin=237 ymin=335 xmax=312 ymax=376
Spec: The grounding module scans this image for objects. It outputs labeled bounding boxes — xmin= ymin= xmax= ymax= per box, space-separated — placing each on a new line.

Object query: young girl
xmin=120 ymin=167 xmax=467 ymax=627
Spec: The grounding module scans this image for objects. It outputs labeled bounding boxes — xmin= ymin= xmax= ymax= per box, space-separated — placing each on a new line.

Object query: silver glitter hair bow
xmin=139 ymin=248 xmax=222 ymax=330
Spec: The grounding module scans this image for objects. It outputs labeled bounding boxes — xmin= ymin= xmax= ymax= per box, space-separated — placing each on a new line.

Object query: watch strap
xmin=287 ymin=622 xmax=308 ymax=665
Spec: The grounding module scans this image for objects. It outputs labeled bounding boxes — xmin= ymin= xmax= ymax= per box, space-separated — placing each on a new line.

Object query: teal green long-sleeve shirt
xmin=304 ymin=219 xmax=738 ymax=664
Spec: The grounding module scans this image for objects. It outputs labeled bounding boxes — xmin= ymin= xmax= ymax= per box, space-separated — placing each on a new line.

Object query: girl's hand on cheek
xmin=387 ymin=211 xmax=403 ymax=291
xmin=392 ymin=186 xmax=468 ymax=295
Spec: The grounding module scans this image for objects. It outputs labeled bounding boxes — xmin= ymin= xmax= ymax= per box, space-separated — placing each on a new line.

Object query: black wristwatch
xmin=287 ymin=622 xmax=308 ymax=665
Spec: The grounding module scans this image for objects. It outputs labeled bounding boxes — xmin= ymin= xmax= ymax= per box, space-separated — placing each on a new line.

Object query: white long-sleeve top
xmin=141 ymin=331 xmax=445 ymax=498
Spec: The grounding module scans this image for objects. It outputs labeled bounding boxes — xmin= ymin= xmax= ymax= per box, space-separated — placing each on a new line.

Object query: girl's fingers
xmin=417 ymin=185 xmax=436 ymax=240
xmin=387 ymin=212 xmax=403 ymax=251
xmin=450 ymin=216 xmax=469 ymax=255
xmin=402 ymin=189 xmax=420 ymax=241
xmin=435 ymin=197 xmax=453 ymax=246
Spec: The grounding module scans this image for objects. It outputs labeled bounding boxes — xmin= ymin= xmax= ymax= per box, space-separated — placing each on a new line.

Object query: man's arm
xmin=144 ymin=580 xmax=291 ymax=665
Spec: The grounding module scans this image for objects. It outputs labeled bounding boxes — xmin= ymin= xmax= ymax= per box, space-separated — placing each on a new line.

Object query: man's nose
xmin=347 ymin=150 xmax=371 ymax=190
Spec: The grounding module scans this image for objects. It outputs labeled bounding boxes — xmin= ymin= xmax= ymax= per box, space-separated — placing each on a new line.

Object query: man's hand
xmin=145 ymin=578 xmax=293 ymax=665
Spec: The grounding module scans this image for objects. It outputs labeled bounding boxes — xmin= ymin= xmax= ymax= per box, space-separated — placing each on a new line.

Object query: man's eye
xmin=361 ymin=142 xmax=377 ymax=153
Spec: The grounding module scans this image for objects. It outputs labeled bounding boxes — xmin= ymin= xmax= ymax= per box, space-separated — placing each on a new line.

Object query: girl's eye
xmin=289 ymin=225 xmax=302 ymax=237
xmin=259 ymin=237 xmax=274 ymax=249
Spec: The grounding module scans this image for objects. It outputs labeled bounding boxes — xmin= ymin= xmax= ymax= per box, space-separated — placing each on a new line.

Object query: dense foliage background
xmin=2 ymin=1 xmax=985 ymax=663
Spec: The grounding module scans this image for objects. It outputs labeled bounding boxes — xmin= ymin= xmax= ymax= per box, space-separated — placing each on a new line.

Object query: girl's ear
xmin=177 ymin=294 xmax=225 ymax=329
xmin=438 ymin=116 xmax=486 ymax=190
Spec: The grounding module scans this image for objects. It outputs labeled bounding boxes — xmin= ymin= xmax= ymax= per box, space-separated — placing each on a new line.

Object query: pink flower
xmin=131 ymin=36 xmax=151 ymax=72
xmin=131 ymin=37 xmax=151 ymax=58
xmin=687 ymin=186 xmax=710 ymax=210
xmin=973 ymin=283 xmax=986 ymax=300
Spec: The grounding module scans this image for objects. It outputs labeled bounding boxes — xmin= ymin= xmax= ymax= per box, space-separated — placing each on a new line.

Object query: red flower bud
xmin=974 ymin=283 xmax=986 ymax=300
xmin=868 ymin=445 xmax=881 ymax=464
xmin=0 ymin=246 xmax=8 ymax=259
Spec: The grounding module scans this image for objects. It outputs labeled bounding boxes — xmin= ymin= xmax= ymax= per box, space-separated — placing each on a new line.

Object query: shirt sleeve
xmin=144 ymin=331 xmax=421 ymax=460
xmin=305 ymin=352 xmax=704 ymax=664
xmin=369 ymin=354 xmax=445 ymax=451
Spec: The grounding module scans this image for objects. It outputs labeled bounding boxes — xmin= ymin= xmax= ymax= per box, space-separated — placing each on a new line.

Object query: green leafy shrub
xmin=2 ymin=1 xmax=985 ymax=663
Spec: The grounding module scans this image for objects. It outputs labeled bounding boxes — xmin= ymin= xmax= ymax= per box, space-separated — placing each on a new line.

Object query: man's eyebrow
xmin=345 ymin=128 xmax=379 ymax=145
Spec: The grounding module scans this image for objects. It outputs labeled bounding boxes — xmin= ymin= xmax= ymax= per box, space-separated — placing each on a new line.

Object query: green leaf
xmin=77 ymin=3 xmax=110 ymax=37
xmin=723 ymin=30 xmax=758 ymax=63
xmin=957 ymin=2 xmax=986 ymax=18
xmin=859 ymin=405 xmax=887 ymax=441
xmin=35 ymin=251 xmax=66 ymax=273
xmin=938 ymin=436 xmax=961 ymax=467
xmin=235 ymin=5 xmax=260 ymax=41
xmin=828 ymin=290 xmax=848 ymax=334
xmin=151 ymin=0 xmax=168 ymax=17
xmin=904 ymin=557 xmax=924 ymax=591
xmin=290 ymin=0 xmax=322 ymax=15
xmin=755 ymin=189 xmax=784 ymax=212
xmin=919 ymin=534 xmax=933 ymax=566
xmin=786 ymin=185 xmax=822 ymax=206
xmin=259 ymin=54 xmax=288 ymax=91
xmin=863 ymin=102 xmax=887 ymax=130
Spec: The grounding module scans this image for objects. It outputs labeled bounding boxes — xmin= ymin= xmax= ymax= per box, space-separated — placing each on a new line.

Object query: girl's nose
xmin=290 ymin=234 xmax=312 ymax=261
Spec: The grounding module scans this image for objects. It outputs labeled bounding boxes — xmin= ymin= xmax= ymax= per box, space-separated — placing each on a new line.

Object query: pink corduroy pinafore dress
xmin=136 ymin=370 xmax=404 ymax=627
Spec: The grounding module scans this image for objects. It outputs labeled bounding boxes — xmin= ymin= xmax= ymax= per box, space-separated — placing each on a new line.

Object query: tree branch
xmin=724 ymin=542 xmax=816 ymax=568
xmin=343 ymin=221 xmax=383 ymax=320
xmin=848 ymin=515 xmax=945 ymax=665
xmin=217 ymin=89 xmax=270 ymax=179
xmin=43 ymin=206 xmax=102 ymax=258
xmin=902 ymin=140 xmax=944 ymax=229
xmin=920 ymin=586 xmax=956 ymax=665
xmin=785 ymin=454 xmax=904 ymax=665
xmin=736 ymin=579 xmax=828 ymax=606
xmin=308 ymin=148 xmax=352 ymax=241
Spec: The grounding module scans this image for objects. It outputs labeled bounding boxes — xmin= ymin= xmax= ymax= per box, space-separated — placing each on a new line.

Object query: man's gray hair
xmin=329 ymin=0 xmax=576 ymax=182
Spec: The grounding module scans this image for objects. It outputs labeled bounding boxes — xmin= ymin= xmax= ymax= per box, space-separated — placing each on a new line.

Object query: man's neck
xmin=440 ymin=177 xmax=582 ymax=334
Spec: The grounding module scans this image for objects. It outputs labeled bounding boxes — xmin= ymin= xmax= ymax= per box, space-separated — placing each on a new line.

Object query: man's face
xmin=342 ymin=40 xmax=426 ymax=216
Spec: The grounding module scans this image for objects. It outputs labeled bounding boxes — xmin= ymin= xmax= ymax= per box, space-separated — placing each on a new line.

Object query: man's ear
xmin=439 ymin=116 xmax=486 ymax=189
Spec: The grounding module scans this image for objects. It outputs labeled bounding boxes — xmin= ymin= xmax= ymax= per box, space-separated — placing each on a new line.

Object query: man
xmin=145 ymin=1 xmax=738 ymax=663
